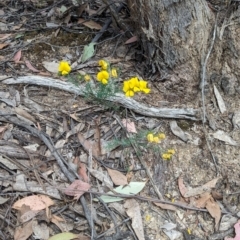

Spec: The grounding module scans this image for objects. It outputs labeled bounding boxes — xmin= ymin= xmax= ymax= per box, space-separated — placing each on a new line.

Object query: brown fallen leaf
xmin=0 ymin=43 xmax=8 ymax=50
xmin=206 ymin=197 xmax=221 ymax=231
xmin=13 ymin=195 xmax=54 ymax=211
xmin=184 ymin=178 xmax=219 ymax=198
xmin=19 ymin=205 xmax=40 ymax=223
xmin=77 ymin=133 xmax=100 ymax=158
xmin=124 ymin=199 xmax=145 ymax=240
xmin=78 ymin=162 xmax=89 ymax=183
xmin=0 ymin=33 xmax=11 ymax=41
xmin=178 ymin=177 xmax=188 ymax=197
xmin=14 ymin=221 xmax=33 ymax=240
xmin=154 ymin=202 xmax=177 ymax=211
xmin=64 ymin=180 xmax=91 ymax=200
xmin=107 ymin=168 xmax=128 ymax=186
xmin=94 ymin=118 xmax=101 ymax=156
xmin=194 ymin=192 xmax=212 ymax=208
xmin=125 ymin=36 xmax=139 ymax=44
xmin=15 ymin=107 xmax=36 ymax=123
xmin=122 ymin=118 xmax=137 ymax=133
xmin=211 ymin=190 xmax=223 ymax=200
xmin=78 ymin=18 xmax=102 ymax=30
xmin=13 ymin=50 xmax=22 ymax=63
xmin=25 ymin=60 xmax=40 ymax=72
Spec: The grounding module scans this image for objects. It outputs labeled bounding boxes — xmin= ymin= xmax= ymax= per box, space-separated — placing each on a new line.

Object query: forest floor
xmin=1 ymin=0 xmax=240 ymax=240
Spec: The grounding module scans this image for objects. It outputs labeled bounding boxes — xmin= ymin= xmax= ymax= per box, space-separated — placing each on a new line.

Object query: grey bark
xmin=127 ymin=0 xmax=213 ymax=76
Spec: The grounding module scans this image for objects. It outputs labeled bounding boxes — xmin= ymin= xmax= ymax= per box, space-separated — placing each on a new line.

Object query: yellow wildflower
xmin=99 ymin=59 xmax=108 ymax=70
xmin=101 ymin=78 xmax=108 ymax=85
xmin=129 ymin=77 xmax=140 ymax=92
xmin=153 ymin=136 xmax=160 ymax=143
xmin=187 ymin=228 xmax=191 ymax=235
xmin=167 ymin=149 xmax=175 ymax=154
xmin=58 ymin=61 xmax=71 ymax=75
xmin=147 ymin=133 xmax=154 ymax=142
xmin=139 ymin=80 xmax=151 ymax=94
xmin=84 ymin=74 xmax=91 ymax=81
xmin=111 ymin=68 xmax=118 ymax=78
xmin=162 ymin=153 xmax=172 ymax=160
xmin=97 ymin=70 xmax=109 ymax=84
xmin=145 ymin=215 xmax=151 ymax=221
xmin=158 ymin=133 xmax=166 ymax=140
xmin=123 ymin=80 xmax=135 ymax=97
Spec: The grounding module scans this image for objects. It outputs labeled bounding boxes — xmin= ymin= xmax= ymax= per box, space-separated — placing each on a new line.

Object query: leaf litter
xmin=1 ymin=0 xmax=240 ymax=239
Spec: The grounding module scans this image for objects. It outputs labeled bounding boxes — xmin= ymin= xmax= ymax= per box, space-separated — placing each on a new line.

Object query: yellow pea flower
xmin=162 ymin=153 xmax=172 ymax=160
xmin=147 ymin=133 xmax=154 ymax=142
xmin=101 ymin=79 xmax=108 ymax=85
xmin=84 ymin=74 xmax=91 ymax=81
xmin=123 ymin=81 xmax=135 ymax=97
xmin=153 ymin=136 xmax=160 ymax=143
xmin=97 ymin=70 xmax=109 ymax=84
xmin=99 ymin=59 xmax=108 ymax=70
xmin=129 ymin=77 xmax=140 ymax=92
xmin=158 ymin=133 xmax=166 ymax=140
xmin=125 ymin=90 xmax=134 ymax=97
xmin=167 ymin=149 xmax=175 ymax=154
xmin=111 ymin=68 xmax=118 ymax=78
xmin=139 ymin=80 xmax=151 ymax=94
xmin=58 ymin=61 xmax=71 ymax=75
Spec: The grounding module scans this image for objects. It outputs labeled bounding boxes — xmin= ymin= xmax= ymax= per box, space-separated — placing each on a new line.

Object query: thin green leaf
xmin=81 ymin=43 xmax=95 ymax=63
xmin=100 ymin=182 xmax=146 ymax=203
xmin=48 ymin=232 xmax=79 ymax=240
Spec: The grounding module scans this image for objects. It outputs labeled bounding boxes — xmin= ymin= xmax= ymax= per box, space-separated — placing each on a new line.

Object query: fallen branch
xmin=3 ymin=76 xmax=200 ymax=120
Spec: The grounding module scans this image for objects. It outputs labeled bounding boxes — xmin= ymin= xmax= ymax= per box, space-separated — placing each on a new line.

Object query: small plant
xmin=82 ymin=59 xmax=119 ymax=108
xmin=107 ymin=130 xmax=175 ymax=160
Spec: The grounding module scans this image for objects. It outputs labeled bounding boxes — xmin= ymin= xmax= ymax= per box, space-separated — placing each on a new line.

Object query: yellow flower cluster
xmin=58 ymin=61 xmax=71 ymax=75
xmin=97 ymin=70 xmax=109 ymax=84
xmin=99 ymin=59 xmax=108 ymax=70
xmin=162 ymin=149 xmax=176 ymax=160
xmin=96 ymin=59 xmax=118 ymax=84
xmin=123 ymin=77 xmax=150 ymax=97
xmin=147 ymin=133 xmax=165 ymax=143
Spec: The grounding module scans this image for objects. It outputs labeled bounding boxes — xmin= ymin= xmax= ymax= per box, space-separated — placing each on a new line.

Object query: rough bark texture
xmin=127 ymin=0 xmax=213 ymax=79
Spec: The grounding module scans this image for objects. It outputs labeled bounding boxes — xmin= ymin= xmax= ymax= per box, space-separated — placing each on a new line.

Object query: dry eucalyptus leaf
xmin=14 ymin=221 xmax=33 ymax=240
xmin=184 ymin=178 xmax=219 ymax=198
xmin=0 ymin=196 xmax=9 ymax=204
xmin=107 ymin=168 xmax=128 ymax=186
xmin=15 ymin=107 xmax=36 ymax=123
xmin=122 ymin=118 xmax=137 ymax=133
xmin=13 ymin=50 xmax=21 ymax=63
xmin=212 ymin=130 xmax=238 ymax=146
xmin=232 ymin=110 xmax=240 ymax=130
xmin=13 ymin=195 xmax=54 ymax=211
xmin=206 ymin=197 xmax=221 ymax=231
xmin=64 ymin=180 xmax=91 ymax=200
xmin=124 ymin=199 xmax=145 ymax=240
xmin=194 ymin=192 xmax=212 ymax=208
xmin=213 ymin=85 xmax=226 ymax=114
xmin=78 ymin=18 xmax=102 ymax=30
xmin=170 ymin=121 xmax=190 ymax=142
xmin=87 ymin=168 xmax=113 ymax=188
xmin=178 ymin=177 xmax=188 ymax=197
xmin=42 ymin=61 xmax=59 ymax=73
xmin=25 ymin=60 xmax=40 ymax=72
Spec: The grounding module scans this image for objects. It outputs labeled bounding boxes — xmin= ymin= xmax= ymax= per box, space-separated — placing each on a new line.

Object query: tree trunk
xmin=128 ymin=0 xmax=214 ymax=76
